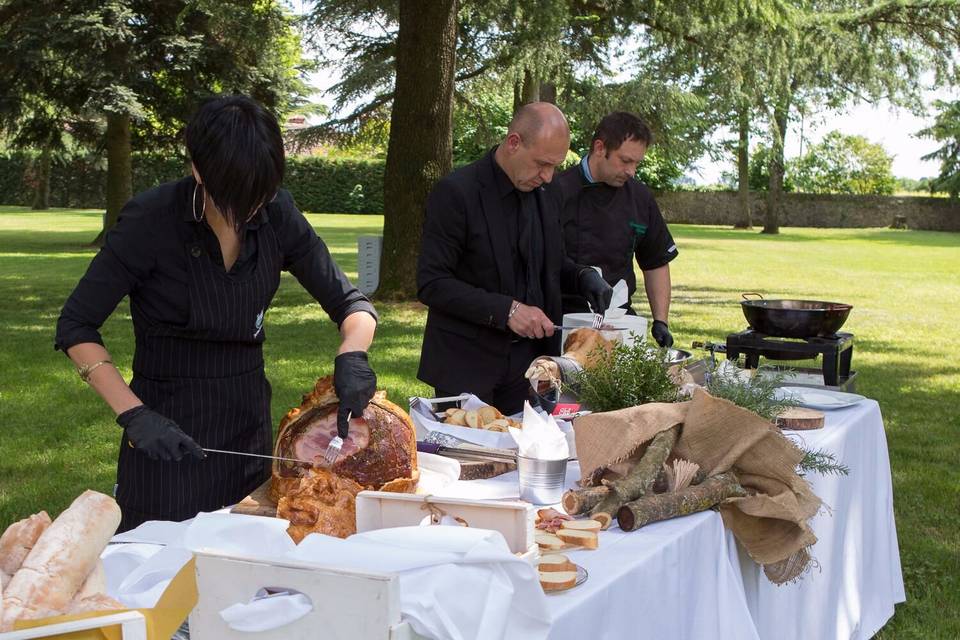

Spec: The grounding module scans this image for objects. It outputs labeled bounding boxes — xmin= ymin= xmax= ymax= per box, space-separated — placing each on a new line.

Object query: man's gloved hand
xmin=578 ymin=269 xmax=614 ymax=315
xmin=651 ymin=320 xmax=674 ymax=348
xmin=333 ymin=351 xmax=378 ymax=440
xmin=117 ymin=405 xmax=204 ymax=462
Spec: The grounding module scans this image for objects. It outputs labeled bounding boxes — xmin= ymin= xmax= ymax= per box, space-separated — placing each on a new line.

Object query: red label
xmin=551 ymin=403 xmax=581 ymax=417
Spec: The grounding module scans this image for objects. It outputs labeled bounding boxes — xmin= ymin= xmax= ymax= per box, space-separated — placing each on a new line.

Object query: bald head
xmin=495 ymin=102 xmax=571 ymax=191
xmin=508 ymin=102 xmax=570 ymax=145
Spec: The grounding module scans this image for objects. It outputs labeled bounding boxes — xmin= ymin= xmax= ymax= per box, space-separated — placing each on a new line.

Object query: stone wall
xmin=655 ymin=191 xmax=960 ymax=232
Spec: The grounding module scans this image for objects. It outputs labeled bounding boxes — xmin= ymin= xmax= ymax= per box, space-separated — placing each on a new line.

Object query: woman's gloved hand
xmin=333 ymin=351 xmax=378 ymax=439
xmin=117 ymin=405 xmax=204 ymax=462
xmin=651 ymin=320 xmax=674 ymax=348
xmin=578 ymin=269 xmax=614 ymax=315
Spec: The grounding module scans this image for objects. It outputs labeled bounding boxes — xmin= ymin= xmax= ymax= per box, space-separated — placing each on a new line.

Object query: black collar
xmin=488 ymin=148 xmax=517 ymax=197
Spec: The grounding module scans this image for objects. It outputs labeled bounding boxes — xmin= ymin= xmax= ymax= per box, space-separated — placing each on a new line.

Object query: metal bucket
xmin=517 ymin=455 xmax=568 ymax=505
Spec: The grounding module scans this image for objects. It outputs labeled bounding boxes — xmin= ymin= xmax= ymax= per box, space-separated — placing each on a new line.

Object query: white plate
xmin=777 ymin=386 xmax=866 ymax=410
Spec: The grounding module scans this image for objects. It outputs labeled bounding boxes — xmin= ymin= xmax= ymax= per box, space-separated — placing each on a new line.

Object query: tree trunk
xmin=91 ymin=112 xmax=132 ymax=246
xmin=520 ymin=68 xmax=539 ymax=104
xmin=763 ymin=83 xmax=793 ymax=235
xmin=539 ymin=82 xmax=557 ymax=104
xmin=377 ymin=0 xmax=457 ymax=300
xmin=31 ymin=146 xmax=51 ymax=210
xmin=734 ymin=108 xmax=751 ymax=229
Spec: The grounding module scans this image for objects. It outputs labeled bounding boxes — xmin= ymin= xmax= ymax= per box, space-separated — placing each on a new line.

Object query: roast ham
xmin=271 ymin=376 xmax=419 ymax=540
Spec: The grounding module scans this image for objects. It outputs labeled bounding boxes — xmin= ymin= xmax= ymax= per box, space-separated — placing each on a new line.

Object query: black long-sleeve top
xmin=55 ymin=176 xmax=376 ymax=354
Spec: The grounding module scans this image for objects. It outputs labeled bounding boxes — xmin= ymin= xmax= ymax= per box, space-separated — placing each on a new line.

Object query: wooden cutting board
xmin=230 ymin=460 xmax=517 ymax=517
xmin=776 ymin=407 xmax=825 ymax=430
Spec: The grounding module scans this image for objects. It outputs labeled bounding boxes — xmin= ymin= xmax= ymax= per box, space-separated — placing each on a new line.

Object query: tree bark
xmin=617 ymin=471 xmax=746 ymax=532
xmin=92 ymin=111 xmax=133 ymax=246
xmin=377 ymin=0 xmax=457 ymax=300
xmin=734 ymin=108 xmax=751 ymax=229
xmin=30 ymin=146 xmax=51 ymax=210
xmin=562 ymin=485 xmax=611 ymax=515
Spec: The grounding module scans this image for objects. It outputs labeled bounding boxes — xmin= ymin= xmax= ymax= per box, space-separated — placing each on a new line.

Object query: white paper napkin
xmin=509 ymin=402 xmax=569 ymax=460
xmin=603 ymin=278 xmax=629 ymax=320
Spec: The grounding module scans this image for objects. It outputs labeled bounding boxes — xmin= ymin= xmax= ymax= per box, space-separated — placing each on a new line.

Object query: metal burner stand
xmin=725 ymin=330 xmax=855 ymax=387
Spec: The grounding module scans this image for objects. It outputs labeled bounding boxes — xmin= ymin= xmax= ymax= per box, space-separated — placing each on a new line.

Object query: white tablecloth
xmin=730 ymin=399 xmax=905 ymax=640
xmin=439 ymin=398 xmax=904 ymax=640
xmin=435 ymin=463 xmax=759 ymax=640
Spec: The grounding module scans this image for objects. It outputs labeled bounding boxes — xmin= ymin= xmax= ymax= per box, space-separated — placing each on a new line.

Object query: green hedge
xmin=0 ymin=152 xmax=386 ymax=214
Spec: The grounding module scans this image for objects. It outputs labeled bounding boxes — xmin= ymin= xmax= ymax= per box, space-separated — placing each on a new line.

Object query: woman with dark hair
xmin=55 ymin=95 xmax=379 ymax=531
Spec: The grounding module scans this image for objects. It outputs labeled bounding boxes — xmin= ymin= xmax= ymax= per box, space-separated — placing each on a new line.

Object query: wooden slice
xmin=776 ymin=407 xmax=825 ymax=430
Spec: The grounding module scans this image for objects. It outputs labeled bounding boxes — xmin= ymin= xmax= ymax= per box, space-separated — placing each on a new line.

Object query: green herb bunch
xmin=703 ymin=366 xmax=798 ymax=421
xmin=574 ymin=338 xmax=679 ymax=412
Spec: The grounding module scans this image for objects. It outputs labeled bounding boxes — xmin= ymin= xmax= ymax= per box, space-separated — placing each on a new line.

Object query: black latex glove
xmin=117 ymin=405 xmax=203 ymax=462
xmin=333 ymin=351 xmax=378 ymax=439
xmin=652 ymin=320 xmax=674 ymax=348
xmin=578 ymin=269 xmax=614 ymax=315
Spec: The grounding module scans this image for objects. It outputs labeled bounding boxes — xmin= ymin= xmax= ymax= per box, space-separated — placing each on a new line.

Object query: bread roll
xmin=0 ymin=571 xmax=9 ymax=589
xmin=0 ymin=512 xmax=52 ymax=576
xmin=1 ymin=491 xmax=121 ymax=630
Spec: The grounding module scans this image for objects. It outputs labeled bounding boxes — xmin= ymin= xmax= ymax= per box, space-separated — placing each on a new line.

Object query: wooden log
xmin=589 ymin=425 xmax=680 ymax=522
xmin=617 ymin=472 xmax=747 ymax=532
xmin=561 ymin=485 xmax=610 ymax=515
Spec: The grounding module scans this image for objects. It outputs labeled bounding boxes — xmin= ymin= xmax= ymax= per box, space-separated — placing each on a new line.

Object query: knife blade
xmin=416 ymin=441 xmax=518 ymax=463
xmin=202 ymin=447 xmax=321 ymax=467
xmin=553 ymin=325 xmax=629 ymax=331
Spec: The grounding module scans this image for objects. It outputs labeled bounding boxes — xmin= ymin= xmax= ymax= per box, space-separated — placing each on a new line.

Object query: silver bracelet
xmin=507 ymin=301 xmax=521 ymax=320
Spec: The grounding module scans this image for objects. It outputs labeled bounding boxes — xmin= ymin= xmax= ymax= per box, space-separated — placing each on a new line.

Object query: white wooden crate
xmin=0 ymin=611 xmax=147 ymax=640
xmin=356 ymin=490 xmax=538 ymax=562
xmin=189 ymin=549 xmax=422 ymax=640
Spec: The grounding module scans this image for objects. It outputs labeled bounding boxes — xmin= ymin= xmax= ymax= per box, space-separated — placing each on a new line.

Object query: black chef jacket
xmin=554 ymin=161 xmax=678 ymax=314
xmin=56 ymin=176 xmax=376 ymax=354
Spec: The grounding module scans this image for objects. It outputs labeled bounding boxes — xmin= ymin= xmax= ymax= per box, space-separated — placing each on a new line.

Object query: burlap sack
xmin=573 ymin=388 xmax=820 ymax=566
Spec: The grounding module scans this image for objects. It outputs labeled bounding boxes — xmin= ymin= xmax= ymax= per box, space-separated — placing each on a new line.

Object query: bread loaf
xmin=0 ymin=512 xmax=52 ymax=576
xmin=66 ymin=593 xmax=125 ymax=616
xmin=75 ymin=560 xmax=107 ymax=601
xmin=1 ymin=491 xmax=121 ymax=630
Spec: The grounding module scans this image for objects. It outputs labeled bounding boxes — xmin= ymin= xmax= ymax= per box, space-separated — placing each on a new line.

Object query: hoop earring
xmin=192 ymin=183 xmax=206 ymax=223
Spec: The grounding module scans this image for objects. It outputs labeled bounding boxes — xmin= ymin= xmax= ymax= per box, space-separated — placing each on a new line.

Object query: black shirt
xmin=55 ymin=176 xmax=377 ymax=353
xmin=555 ymin=162 xmax=678 ymax=300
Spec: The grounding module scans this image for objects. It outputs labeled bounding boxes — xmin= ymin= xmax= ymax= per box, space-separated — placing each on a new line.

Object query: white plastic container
xmin=561 ymin=312 xmax=648 ymax=348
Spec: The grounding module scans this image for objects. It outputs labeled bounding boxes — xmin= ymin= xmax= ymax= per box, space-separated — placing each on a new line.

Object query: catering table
xmin=729 ymin=399 xmax=905 ymax=640
xmin=434 ymin=398 xmax=904 ymax=640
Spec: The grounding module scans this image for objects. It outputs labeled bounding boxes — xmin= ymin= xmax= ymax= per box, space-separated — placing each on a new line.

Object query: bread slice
xmin=537 ymin=554 xmax=575 ymax=572
xmin=464 ymin=410 xmax=480 ymax=429
xmin=539 ymin=570 xmax=578 ymax=592
xmin=557 ymin=528 xmax=599 ymax=550
xmin=535 ymin=532 xmax=565 ymax=551
xmin=478 ymin=406 xmax=501 ymax=425
xmin=560 ymin=519 xmax=602 ymax=533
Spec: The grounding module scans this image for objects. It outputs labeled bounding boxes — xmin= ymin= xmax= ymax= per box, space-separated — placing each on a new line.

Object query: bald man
xmin=416 ymin=103 xmax=612 ymax=414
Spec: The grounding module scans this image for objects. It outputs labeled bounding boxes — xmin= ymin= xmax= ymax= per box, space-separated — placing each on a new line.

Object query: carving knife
xmin=201 ymin=447 xmax=322 ymax=467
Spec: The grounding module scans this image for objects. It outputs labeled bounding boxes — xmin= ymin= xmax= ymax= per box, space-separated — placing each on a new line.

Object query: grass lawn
xmin=0 ymin=205 xmax=957 ymax=637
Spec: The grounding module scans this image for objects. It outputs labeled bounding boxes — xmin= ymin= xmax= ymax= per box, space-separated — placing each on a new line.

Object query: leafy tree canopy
xmin=792 ymin=130 xmax=895 ymax=195
xmin=920 ymin=98 xmax=960 ymax=197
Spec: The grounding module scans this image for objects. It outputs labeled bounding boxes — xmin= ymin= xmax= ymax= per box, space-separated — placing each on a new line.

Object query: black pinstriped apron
xmin=117 ymin=216 xmax=281 ymax=532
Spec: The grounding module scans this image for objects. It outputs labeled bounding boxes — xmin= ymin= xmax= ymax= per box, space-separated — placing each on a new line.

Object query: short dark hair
xmin=185 ymin=95 xmax=285 ymax=231
xmin=591 ymin=112 xmax=653 ymax=154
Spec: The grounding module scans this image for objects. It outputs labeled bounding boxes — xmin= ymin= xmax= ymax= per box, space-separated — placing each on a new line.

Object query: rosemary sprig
xmin=798 ymin=448 xmax=850 ymax=476
xmin=573 ymin=338 xmax=679 ymax=412
xmin=703 ymin=366 xmax=798 ymax=421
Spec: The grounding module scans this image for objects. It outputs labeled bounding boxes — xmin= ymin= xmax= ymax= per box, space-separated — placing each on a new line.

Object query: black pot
xmin=740 ymin=294 xmax=852 ymax=338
